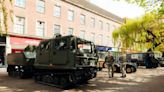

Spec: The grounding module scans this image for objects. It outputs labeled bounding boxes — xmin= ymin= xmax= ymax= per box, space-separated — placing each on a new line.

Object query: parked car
xmin=158 ymin=57 xmax=164 ymax=67
xmin=101 ymin=61 xmax=137 ymax=73
xmin=113 ymin=62 xmax=137 ymax=73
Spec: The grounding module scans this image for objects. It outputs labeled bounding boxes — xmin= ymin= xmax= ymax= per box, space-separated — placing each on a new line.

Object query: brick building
xmin=0 ymin=0 xmax=123 ymax=66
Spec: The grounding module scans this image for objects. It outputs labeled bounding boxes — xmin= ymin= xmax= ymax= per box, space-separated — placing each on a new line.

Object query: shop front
xmin=0 ymin=36 xmax=6 ymax=66
xmin=96 ymin=45 xmax=121 ymax=67
xmin=10 ymin=36 xmax=42 ymax=53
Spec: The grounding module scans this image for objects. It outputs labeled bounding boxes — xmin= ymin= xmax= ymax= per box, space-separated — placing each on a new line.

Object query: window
xmin=68 ymin=28 xmax=73 ymax=35
xmin=36 ymin=0 xmax=45 ymax=13
xmin=40 ymin=41 xmax=50 ymax=51
xmin=36 ymin=21 xmax=44 ymax=36
xmin=15 ymin=0 xmax=26 ymax=8
xmin=14 ymin=16 xmax=25 ymax=34
xmin=0 ymin=12 xmax=2 ymax=25
xmin=90 ymin=33 xmax=95 ymax=43
xmin=68 ymin=10 xmax=74 ymax=21
xmin=79 ymin=30 xmax=85 ymax=39
xmin=112 ymin=25 xmax=116 ymax=31
xmin=106 ymin=23 xmax=110 ymax=31
xmin=53 ymin=25 xmax=61 ymax=34
xmin=105 ymin=36 xmax=110 ymax=45
xmin=98 ymin=34 xmax=103 ymax=45
xmin=80 ymin=14 xmax=85 ymax=25
xmin=99 ymin=20 xmax=103 ymax=30
xmin=113 ymin=25 xmax=116 ymax=30
xmin=91 ymin=17 xmax=95 ymax=28
xmin=54 ymin=39 xmax=68 ymax=50
xmin=54 ymin=5 xmax=61 ymax=17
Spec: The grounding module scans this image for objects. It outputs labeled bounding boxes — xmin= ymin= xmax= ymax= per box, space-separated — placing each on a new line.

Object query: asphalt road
xmin=0 ymin=67 xmax=164 ymax=92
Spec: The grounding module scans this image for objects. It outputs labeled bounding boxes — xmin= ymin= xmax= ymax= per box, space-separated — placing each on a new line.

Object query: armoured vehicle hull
xmin=34 ymin=35 xmax=98 ymax=88
xmin=7 ymin=52 xmax=35 ymax=78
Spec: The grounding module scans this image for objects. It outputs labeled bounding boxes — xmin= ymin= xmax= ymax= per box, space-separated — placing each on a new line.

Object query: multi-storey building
xmin=0 ymin=0 xmax=123 ymax=66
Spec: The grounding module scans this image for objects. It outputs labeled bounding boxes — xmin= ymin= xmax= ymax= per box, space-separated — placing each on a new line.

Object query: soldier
xmin=105 ymin=52 xmax=115 ymax=78
xmin=119 ymin=53 xmax=127 ymax=78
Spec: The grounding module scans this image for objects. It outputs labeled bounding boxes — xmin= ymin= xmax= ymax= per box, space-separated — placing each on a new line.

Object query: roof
xmin=62 ymin=0 xmax=124 ymax=24
xmin=41 ymin=35 xmax=92 ymax=43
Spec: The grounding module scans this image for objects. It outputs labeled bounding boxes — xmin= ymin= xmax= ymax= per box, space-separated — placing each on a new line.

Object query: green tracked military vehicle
xmin=7 ymin=45 xmax=36 ymax=78
xmin=34 ymin=35 xmax=99 ymax=88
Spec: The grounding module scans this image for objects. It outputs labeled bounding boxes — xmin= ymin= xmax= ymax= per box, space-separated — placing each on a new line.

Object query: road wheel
xmin=7 ymin=65 xmax=15 ymax=77
xmin=60 ymin=77 xmax=69 ymax=89
xmin=19 ymin=67 xmax=26 ymax=79
xmin=8 ymin=70 xmax=13 ymax=77
xmin=19 ymin=71 xmax=25 ymax=79
xmin=126 ymin=67 xmax=132 ymax=73
xmin=34 ymin=74 xmax=41 ymax=82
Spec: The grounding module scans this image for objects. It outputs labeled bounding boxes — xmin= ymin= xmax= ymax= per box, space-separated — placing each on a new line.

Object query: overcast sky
xmin=90 ymin=0 xmax=145 ymax=18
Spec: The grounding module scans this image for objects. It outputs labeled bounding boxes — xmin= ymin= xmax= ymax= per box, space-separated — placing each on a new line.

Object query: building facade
xmin=0 ymin=0 xmax=123 ymax=66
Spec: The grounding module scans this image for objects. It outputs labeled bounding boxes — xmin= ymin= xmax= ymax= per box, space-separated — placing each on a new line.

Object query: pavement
xmin=0 ymin=67 xmax=164 ymax=92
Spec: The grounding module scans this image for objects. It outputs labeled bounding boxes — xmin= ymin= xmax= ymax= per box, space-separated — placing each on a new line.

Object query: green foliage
xmin=122 ymin=0 xmax=147 ymax=7
xmin=112 ymin=12 xmax=164 ymax=51
xmin=159 ymin=1 xmax=164 ymax=14
xmin=0 ymin=0 xmax=13 ymax=35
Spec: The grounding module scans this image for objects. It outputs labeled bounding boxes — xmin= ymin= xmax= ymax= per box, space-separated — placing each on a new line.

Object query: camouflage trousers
xmin=107 ymin=64 xmax=114 ymax=78
xmin=120 ymin=63 xmax=126 ymax=77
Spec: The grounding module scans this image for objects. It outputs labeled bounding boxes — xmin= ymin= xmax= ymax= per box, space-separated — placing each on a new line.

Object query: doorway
xmin=0 ymin=46 xmax=5 ymax=66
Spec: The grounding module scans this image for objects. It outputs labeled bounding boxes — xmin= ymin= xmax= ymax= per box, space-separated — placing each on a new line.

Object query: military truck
xmin=7 ymin=45 xmax=36 ymax=78
xmin=126 ymin=52 xmax=160 ymax=68
xmin=34 ymin=35 xmax=99 ymax=88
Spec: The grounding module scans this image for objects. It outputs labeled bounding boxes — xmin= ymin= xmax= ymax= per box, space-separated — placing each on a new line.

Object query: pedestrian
xmin=119 ymin=53 xmax=126 ymax=78
xmin=105 ymin=51 xmax=115 ymax=78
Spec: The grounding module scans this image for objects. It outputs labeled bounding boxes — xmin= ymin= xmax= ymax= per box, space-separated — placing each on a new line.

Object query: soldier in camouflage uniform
xmin=105 ymin=52 xmax=115 ymax=78
xmin=119 ymin=54 xmax=126 ymax=78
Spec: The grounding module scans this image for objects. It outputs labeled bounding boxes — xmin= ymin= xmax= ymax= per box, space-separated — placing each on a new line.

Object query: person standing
xmin=119 ymin=53 xmax=127 ymax=78
xmin=105 ymin=52 xmax=115 ymax=78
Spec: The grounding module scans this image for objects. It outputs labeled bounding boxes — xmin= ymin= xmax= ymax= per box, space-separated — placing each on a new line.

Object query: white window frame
xmin=105 ymin=36 xmax=110 ymax=46
xmin=54 ymin=5 xmax=61 ymax=17
xmin=36 ymin=0 xmax=45 ymax=13
xmin=15 ymin=0 xmax=26 ymax=8
xmin=106 ymin=23 xmax=110 ymax=31
xmin=14 ymin=16 xmax=25 ymax=34
xmin=91 ymin=17 xmax=95 ymax=28
xmin=90 ymin=33 xmax=95 ymax=43
xmin=112 ymin=25 xmax=116 ymax=31
xmin=80 ymin=14 xmax=85 ymax=25
xmin=98 ymin=34 xmax=103 ymax=45
xmin=99 ymin=20 xmax=103 ymax=30
xmin=68 ymin=9 xmax=74 ymax=21
xmin=53 ymin=24 xmax=61 ymax=34
xmin=36 ymin=20 xmax=45 ymax=36
xmin=79 ymin=30 xmax=85 ymax=39
xmin=68 ymin=28 xmax=73 ymax=35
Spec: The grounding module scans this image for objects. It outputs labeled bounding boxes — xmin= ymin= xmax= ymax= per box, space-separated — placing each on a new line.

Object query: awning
xmin=96 ymin=45 xmax=112 ymax=51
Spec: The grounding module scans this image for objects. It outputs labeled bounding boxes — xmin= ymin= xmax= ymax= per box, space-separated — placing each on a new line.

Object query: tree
xmin=112 ymin=0 xmax=164 ymax=57
xmin=112 ymin=12 xmax=163 ymax=53
xmin=113 ymin=0 xmax=164 ymax=54
xmin=0 ymin=0 xmax=13 ymax=35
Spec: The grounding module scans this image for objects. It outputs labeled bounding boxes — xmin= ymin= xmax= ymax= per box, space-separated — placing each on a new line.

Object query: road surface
xmin=0 ymin=67 xmax=164 ymax=92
